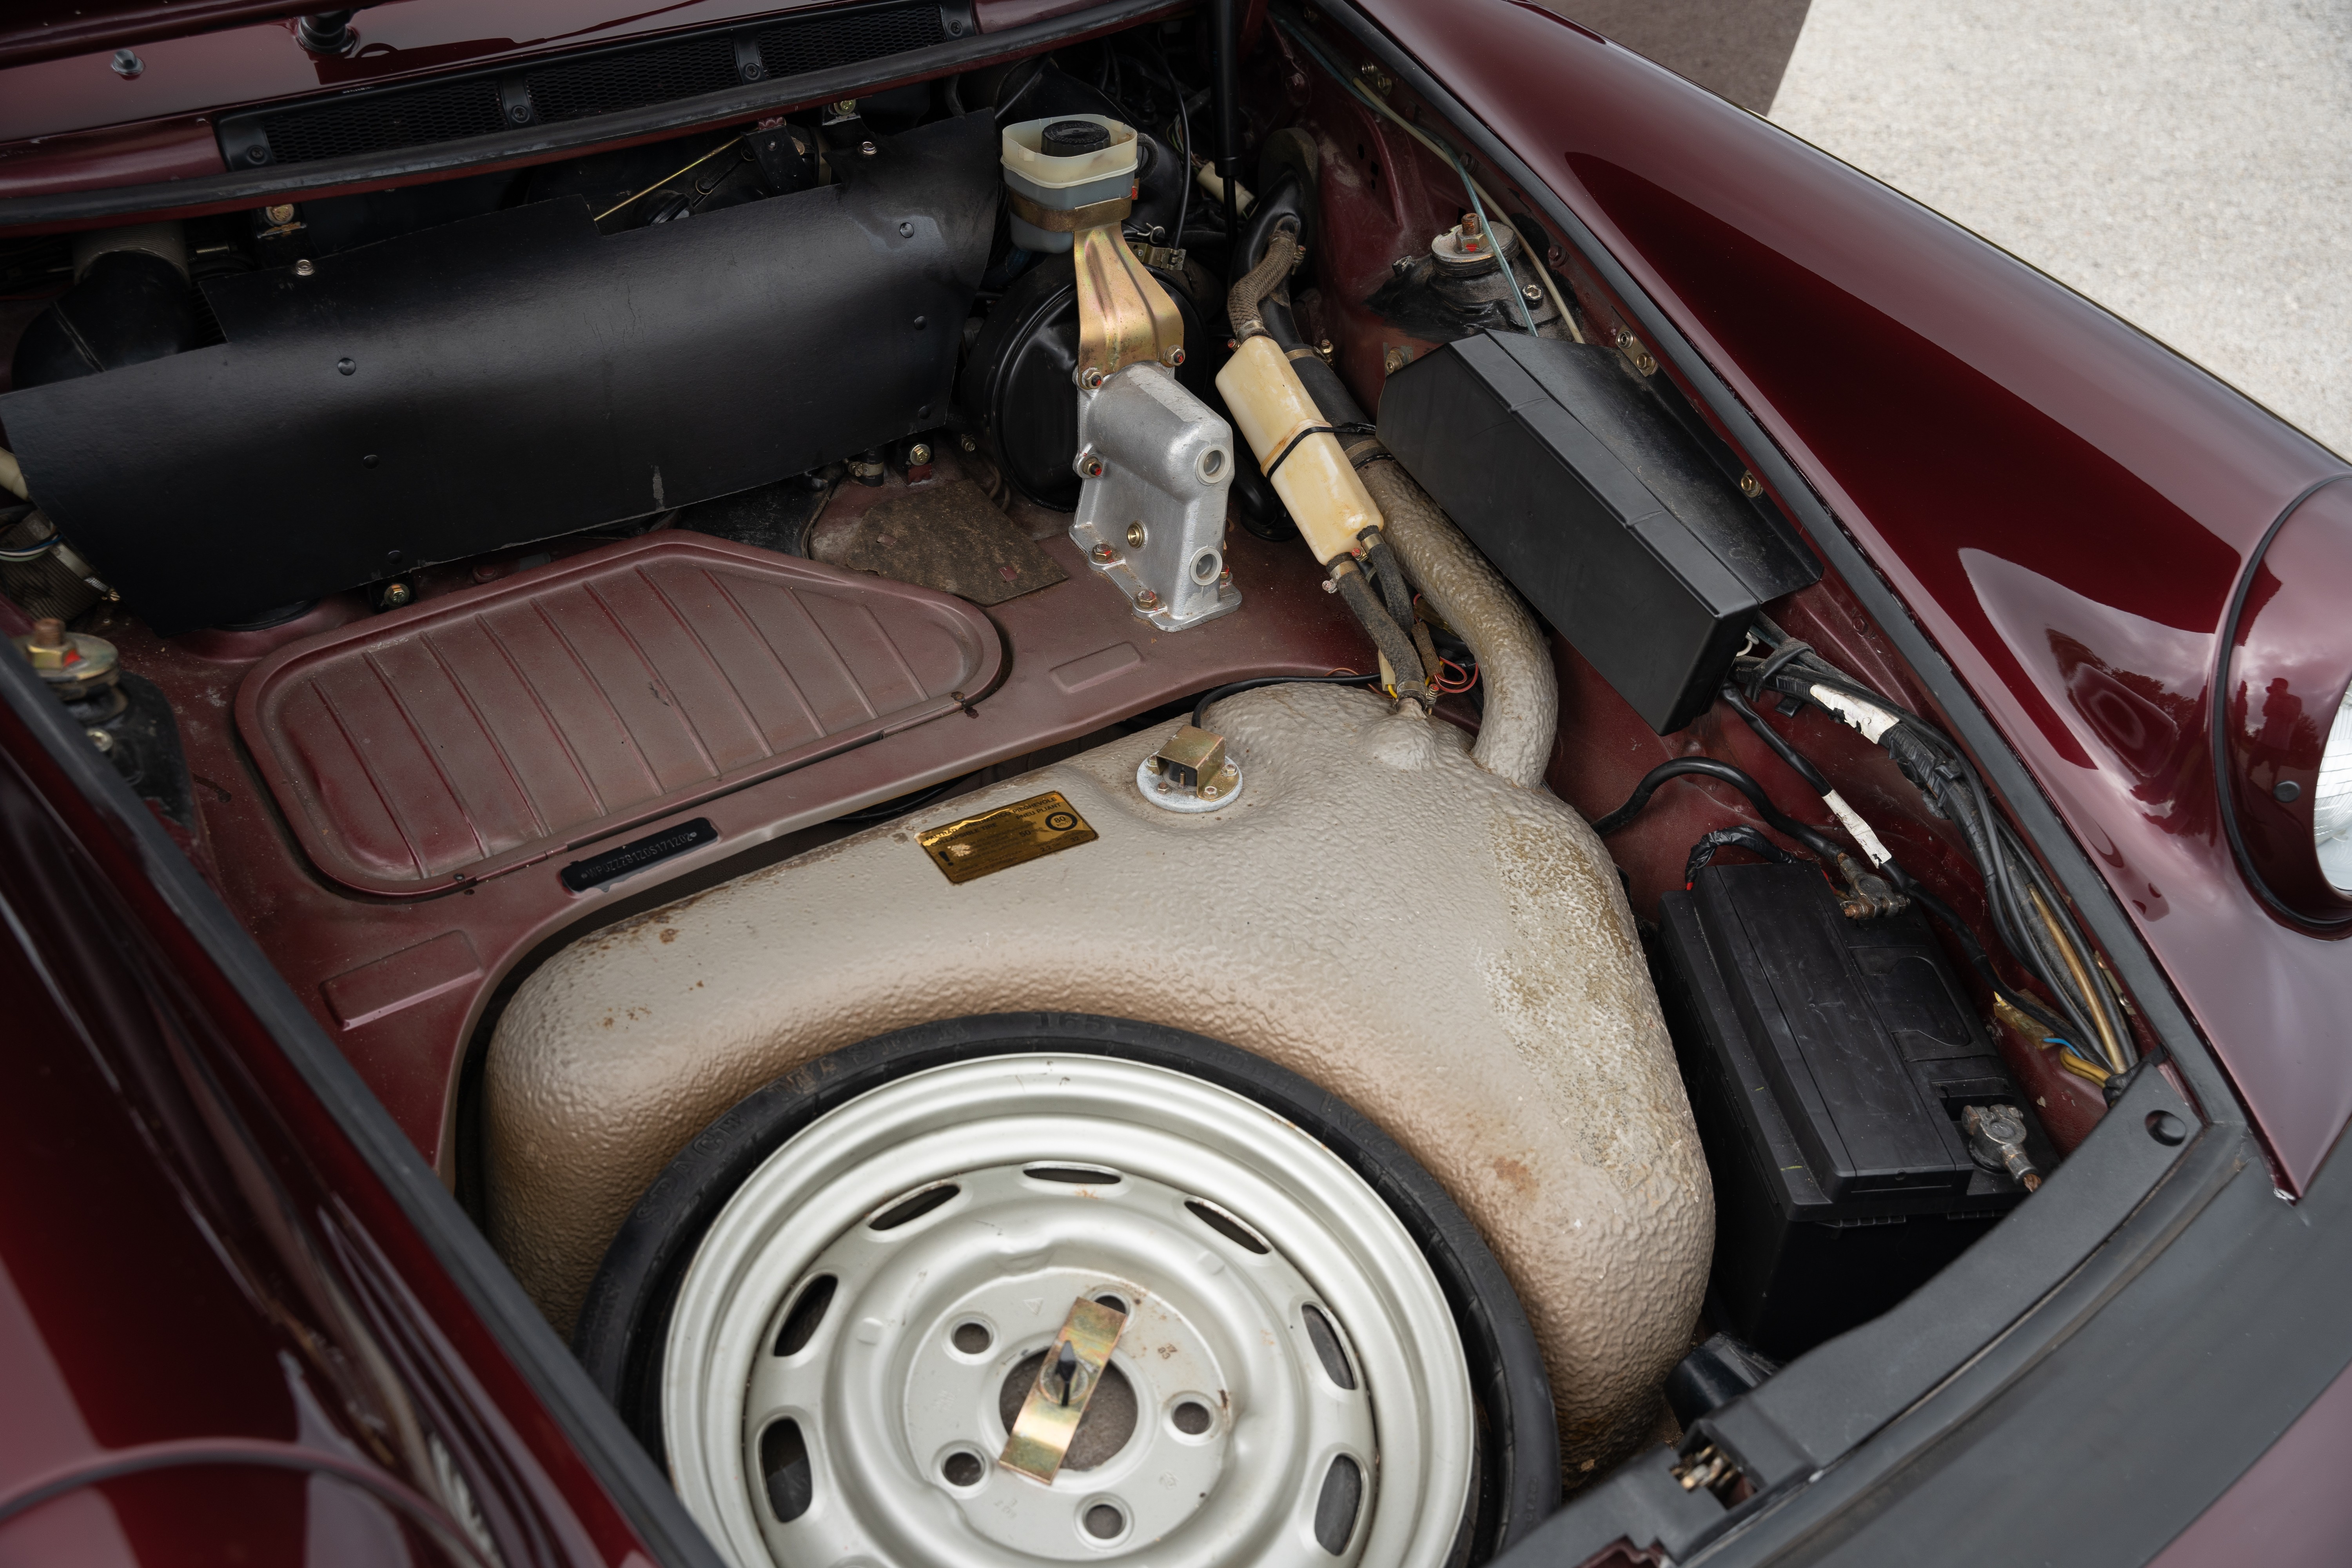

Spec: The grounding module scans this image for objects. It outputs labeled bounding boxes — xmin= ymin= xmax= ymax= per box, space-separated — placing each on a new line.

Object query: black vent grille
xmin=262 ymin=78 xmax=508 ymax=166
xmin=240 ymin=4 xmax=951 ymax=169
xmin=758 ymin=6 xmax=944 ymax=76
xmin=527 ymin=36 xmax=745 ymax=123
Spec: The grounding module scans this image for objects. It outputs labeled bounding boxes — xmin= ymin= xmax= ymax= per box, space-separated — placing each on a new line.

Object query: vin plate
xmin=917 ymin=792 xmax=1096 ymax=884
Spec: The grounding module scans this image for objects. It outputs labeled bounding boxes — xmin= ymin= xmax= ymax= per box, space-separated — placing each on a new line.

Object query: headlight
xmin=2218 ymin=477 xmax=2352 ymax=926
xmin=2319 ymin=684 xmax=2352 ymax=893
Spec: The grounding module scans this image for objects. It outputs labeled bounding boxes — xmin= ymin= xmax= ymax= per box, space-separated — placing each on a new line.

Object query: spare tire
xmin=574 ymin=1013 xmax=1557 ymax=1568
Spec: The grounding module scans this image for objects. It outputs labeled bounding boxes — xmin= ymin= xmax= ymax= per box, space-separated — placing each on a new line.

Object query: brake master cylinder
xmin=1000 ymin=115 xmax=1239 ymax=630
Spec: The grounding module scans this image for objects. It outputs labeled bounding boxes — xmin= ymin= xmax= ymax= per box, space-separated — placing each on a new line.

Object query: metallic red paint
xmin=2216 ymin=477 xmax=2352 ymax=925
xmin=1365 ymin=0 xmax=2352 ymax=1189
xmin=100 ymin=509 xmax=1365 ymax=1173
xmin=0 ymin=681 xmax=665 ymax=1565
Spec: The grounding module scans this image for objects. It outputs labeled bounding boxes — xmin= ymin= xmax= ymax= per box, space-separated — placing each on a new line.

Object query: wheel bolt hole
xmin=1171 ymin=1400 xmax=1211 ymax=1435
xmin=1083 ymin=1503 xmax=1125 ymax=1539
xmin=951 ymin=1320 xmax=993 ymax=1354
xmin=1093 ymin=1294 xmax=1128 ymax=1315
xmin=942 ymin=1450 xmax=985 ymax=1488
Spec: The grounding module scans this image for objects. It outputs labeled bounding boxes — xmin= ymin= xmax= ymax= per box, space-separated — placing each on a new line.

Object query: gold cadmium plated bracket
xmin=998 ymin=1294 xmax=1129 ymax=1484
xmin=1073 ymin=224 xmax=1187 ymax=388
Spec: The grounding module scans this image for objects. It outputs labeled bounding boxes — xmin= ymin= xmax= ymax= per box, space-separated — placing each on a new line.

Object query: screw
xmin=832 ymin=99 xmax=859 ymax=117
xmin=1738 ymin=472 xmax=1762 ymax=498
xmin=959 ymin=434 xmax=977 ymax=452
xmin=295 ymin=258 xmax=315 ymax=276
xmin=1221 ymin=760 xmax=1238 ymax=778
xmin=1166 ymin=346 xmax=1186 ymax=366
xmin=1218 ymin=566 xmax=1232 ymax=586
xmin=264 ymin=203 xmax=297 ymax=225
xmin=1078 ymin=453 xmax=1105 ymax=479
xmin=1200 ymin=783 xmax=1220 ymax=798
xmin=112 ymin=48 xmax=143 ymax=78
xmin=362 ymin=453 xmax=380 ymax=468
xmin=1321 ymin=578 xmax=1339 ymax=594
xmin=380 ymin=581 xmax=414 ymax=608
xmin=1383 ymin=347 xmax=1407 ymax=374
xmin=898 ymin=220 xmax=914 ymax=237
xmin=336 ymin=357 xmax=356 ymax=376
xmin=1146 ymin=755 xmax=1162 ymax=773
xmin=1125 ymin=522 xmax=1146 ymax=547
xmin=1523 ymin=283 xmax=1542 ymax=302
xmin=1080 ymin=366 xmax=1105 ymax=389
xmin=860 ymin=140 xmax=878 ymax=158
xmin=87 ymin=728 xmax=115 ymax=752
xmin=1091 ymin=543 xmax=1116 ymax=563
xmin=908 ymin=442 xmax=932 ymax=465
xmin=1134 ymin=589 xmax=1160 ymax=610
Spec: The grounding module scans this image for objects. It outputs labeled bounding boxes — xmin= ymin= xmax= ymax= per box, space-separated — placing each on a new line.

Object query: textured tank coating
xmin=484 ymin=684 xmax=1711 ymax=1469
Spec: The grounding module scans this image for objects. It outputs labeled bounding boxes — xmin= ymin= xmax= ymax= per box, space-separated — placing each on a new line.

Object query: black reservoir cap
xmin=1377 ymin=332 xmax=1818 ymax=733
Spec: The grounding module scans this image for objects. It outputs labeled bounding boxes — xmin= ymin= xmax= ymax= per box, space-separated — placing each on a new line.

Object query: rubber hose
xmin=1359 ymin=461 xmax=1555 ymax=787
xmin=1332 ymin=561 xmax=1429 ymax=703
xmin=1227 ymin=223 xmax=1298 ymax=342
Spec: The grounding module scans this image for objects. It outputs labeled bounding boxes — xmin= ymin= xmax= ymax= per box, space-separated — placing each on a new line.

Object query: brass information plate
xmin=917 ymin=791 xmax=1097 ymax=884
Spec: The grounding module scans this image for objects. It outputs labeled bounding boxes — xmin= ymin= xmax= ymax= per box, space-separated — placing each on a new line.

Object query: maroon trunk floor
xmin=236 ymin=537 xmax=1003 ymax=896
xmin=107 ymin=493 xmax=1369 ymax=1176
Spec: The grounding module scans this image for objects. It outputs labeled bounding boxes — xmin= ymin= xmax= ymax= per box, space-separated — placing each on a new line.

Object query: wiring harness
xmin=1591 ymin=615 xmax=2141 ymax=1090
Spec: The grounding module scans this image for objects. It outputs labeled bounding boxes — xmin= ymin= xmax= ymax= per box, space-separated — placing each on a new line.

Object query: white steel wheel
xmin=660 ymin=1054 xmax=1476 ymax=1568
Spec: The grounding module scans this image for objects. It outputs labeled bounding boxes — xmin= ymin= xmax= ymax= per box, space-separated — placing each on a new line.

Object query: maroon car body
xmin=2 ymin=1 xmax=2348 ymax=1565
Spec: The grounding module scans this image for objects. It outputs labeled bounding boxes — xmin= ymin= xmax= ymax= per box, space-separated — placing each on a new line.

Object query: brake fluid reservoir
xmin=1000 ymin=114 xmax=1138 ymax=253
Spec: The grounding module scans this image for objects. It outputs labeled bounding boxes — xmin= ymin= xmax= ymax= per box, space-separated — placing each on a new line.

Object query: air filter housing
xmin=1377 ymin=332 xmax=1818 ymax=733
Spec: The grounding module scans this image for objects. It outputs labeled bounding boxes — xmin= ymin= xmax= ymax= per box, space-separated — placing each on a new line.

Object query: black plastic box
xmin=1376 ymin=331 xmax=1817 ymax=733
xmin=1657 ymin=864 xmax=2052 ymax=1357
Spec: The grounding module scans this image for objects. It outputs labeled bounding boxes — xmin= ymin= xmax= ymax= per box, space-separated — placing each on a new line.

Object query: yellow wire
xmin=593 ymin=136 xmax=746 ymax=223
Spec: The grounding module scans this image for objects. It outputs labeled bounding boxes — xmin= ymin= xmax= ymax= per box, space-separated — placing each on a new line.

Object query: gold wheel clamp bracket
xmin=998 ymin=1294 xmax=1130 ymax=1484
xmin=1000 ymin=115 xmax=1241 ymax=637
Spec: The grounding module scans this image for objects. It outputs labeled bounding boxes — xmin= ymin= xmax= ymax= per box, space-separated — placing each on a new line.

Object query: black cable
xmin=1192 ymin=672 xmax=1379 ymax=729
xmin=1684 ymin=826 xmax=1801 ymax=887
xmin=1720 ymin=684 xmax=1831 ymax=796
xmin=1589 ymin=757 xmax=1848 ymax=865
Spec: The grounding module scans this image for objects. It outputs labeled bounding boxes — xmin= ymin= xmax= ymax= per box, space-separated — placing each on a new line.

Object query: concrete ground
xmin=1557 ymin=0 xmax=2352 ymax=459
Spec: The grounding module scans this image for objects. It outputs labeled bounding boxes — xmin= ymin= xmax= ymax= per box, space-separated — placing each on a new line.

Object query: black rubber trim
xmin=573 ymin=1012 xmax=1560 ymax=1561
xmin=0 ymin=0 xmax=1180 ymax=229
xmin=2207 ymin=472 xmax=2352 ymax=928
xmin=0 ymin=616 xmax=731 ymax=1568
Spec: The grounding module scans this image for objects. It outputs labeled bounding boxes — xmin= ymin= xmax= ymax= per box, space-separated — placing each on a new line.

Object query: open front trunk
xmin=0 ymin=4 xmax=2319 ymax=1566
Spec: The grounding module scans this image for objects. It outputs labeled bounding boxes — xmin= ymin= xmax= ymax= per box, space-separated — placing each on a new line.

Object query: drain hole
xmin=1093 ymin=1294 xmax=1129 ymax=1315
xmin=1313 ymin=1455 xmax=1362 ymax=1553
xmin=1185 ymin=1199 xmax=1269 ymax=1254
xmin=1302 ymin=1304 xmax=1356 ymax=1390
xmin=1084 ymin=1503 xmax=1126 ymax=1539
xmin=941 ymin=1450 xmax=985 ymax=1488
xmin=759 ymin=1418 xmax=813 ymax=1522
xmin=869 ymin=1182 xmax=959 ymax=1230
xmin=999 ymin=1354 xmax=1137 ymax=1469
xmin=1027 ymin=1165 xmax=1123 ymax=1185
xmin=1190 ymin=548 xmax=1221 ymax=584
xmin=1171 ymin=1400 xmax=1212 ymax=1435
xmin=951 ymin=1320 xmax=993 ymax=1355
xmin=773 ymin=1276 xmax=836 ymax=1356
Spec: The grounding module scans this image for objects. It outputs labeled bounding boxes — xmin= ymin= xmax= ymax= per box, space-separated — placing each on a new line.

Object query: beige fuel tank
xmin=485 ymin=684 xmax=1711 ymax=1466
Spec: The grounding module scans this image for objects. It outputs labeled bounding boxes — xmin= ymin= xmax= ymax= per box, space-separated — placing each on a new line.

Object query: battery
xmin=1656 ymin=862 xmax=2053 ymax=1358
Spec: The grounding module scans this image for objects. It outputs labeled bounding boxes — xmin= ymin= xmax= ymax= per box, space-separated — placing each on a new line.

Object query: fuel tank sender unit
xmin=1002 ymin=116 xmax=1240 ymax=632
